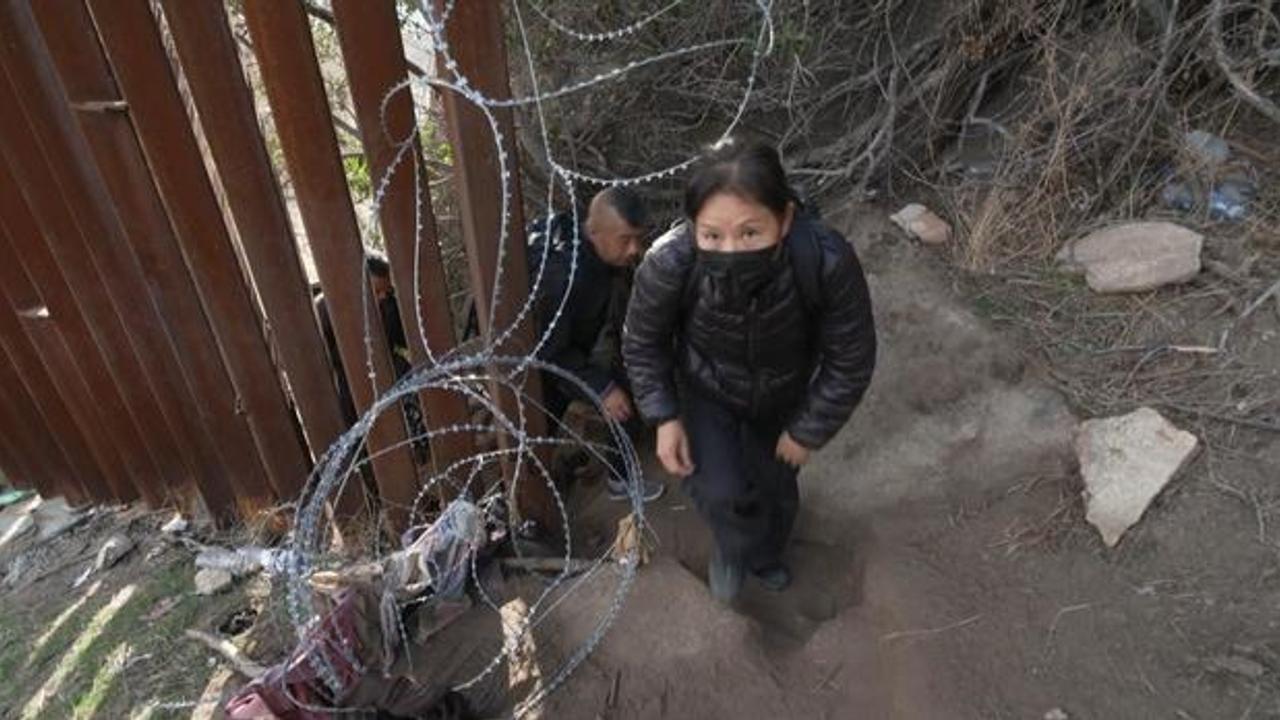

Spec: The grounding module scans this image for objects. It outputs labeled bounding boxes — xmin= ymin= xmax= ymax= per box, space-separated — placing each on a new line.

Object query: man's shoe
xmin=607 ymin=477 xmax=666 ymax=503
xmin=708 ymin=548 xmax=743 ymax=603
xmin=752 ymin=563 xmax=792 ymax=592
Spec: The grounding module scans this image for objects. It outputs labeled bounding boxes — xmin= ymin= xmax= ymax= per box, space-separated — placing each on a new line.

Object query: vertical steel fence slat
xmin=243 ymin=0 xmax=422 ymax=531
xmin=85 ymin=0 xmax=315 ymax=505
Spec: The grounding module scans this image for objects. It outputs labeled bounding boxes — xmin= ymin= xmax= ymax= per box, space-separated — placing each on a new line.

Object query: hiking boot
xmin=708 ymin=548 xmax=743 ymax=603
xmin=752 ymin=563 xmax=792 ymax=592
xmin=606 ymin=477 xmax=666 ymax=503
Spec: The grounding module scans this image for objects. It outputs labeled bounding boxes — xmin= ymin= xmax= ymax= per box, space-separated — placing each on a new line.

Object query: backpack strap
xmin=784 ymin=215 xmax=825 ymax=318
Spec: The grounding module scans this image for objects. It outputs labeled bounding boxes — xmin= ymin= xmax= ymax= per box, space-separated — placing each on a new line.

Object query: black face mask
xmin=696 ymin=244 xmax=782 ymax=309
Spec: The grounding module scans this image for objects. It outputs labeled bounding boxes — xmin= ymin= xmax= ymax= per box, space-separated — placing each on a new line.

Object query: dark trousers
xmin=683 ymin=390 xmax=799 ymax=571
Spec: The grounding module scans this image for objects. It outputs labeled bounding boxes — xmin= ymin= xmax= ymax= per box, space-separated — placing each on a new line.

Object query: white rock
xmin=890 ymin=203 xmax=953 ymax=245
xmin=1077 ymin=407 xmax=1198 ymax=547
xmin=160 ymin=515 xmax=189 ymax=535
xmin=1208 ymin=655 xmax=1266 ymax=679
xmin=195 ymin=546 xmax=270 ymax=578
xmin=194 ymin=568 xmax=234 ymax=595
xmin=1045 ymin=709 xmax=1070 ymax=720
xmin=0 ymin=512 xmax=34 ymax=548
xmin=1059 ymin=222 xmax=1202 ymax=293
xmin=96 ymin=533 xmax=135 ymax=568
xmin=1185 ymin=129 xmax=1231 ymax=167
xmin=74 ymin=533 xmax=136 ymax=588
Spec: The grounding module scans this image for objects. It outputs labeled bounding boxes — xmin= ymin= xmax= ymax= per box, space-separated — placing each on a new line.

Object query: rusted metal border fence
xmin=0 ymin=0 xmax=549 ymax=529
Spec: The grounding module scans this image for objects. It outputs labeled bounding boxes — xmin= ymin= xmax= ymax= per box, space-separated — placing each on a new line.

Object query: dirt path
xmin=533 ymin=205 xmax=1280 ymax=720
xmin=1 ymin=205 xmax=1275 ymax=719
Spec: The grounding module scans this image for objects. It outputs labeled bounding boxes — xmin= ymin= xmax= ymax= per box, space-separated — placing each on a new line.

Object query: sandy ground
xmin=1 ymin=205 xmax=1277 ymax=719
xmin=527 ymin=204 xmax=1280 ymax=720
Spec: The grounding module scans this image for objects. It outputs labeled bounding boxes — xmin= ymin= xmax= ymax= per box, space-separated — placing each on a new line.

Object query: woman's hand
xmin=775 ymin=431 xmax=811 ymax=468
xmin=656 ymin=419 xmax=695 ymax=477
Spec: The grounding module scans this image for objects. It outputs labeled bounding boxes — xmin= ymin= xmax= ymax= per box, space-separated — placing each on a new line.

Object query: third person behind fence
xmin=623 ymin=139 xmax=877 ymax=603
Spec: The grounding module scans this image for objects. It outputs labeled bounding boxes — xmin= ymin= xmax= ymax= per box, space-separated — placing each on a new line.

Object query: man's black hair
xmin=365 ymin=252 xmax=392 ymax=279
xmin=595 ymin=186 xmax=648 ymax=230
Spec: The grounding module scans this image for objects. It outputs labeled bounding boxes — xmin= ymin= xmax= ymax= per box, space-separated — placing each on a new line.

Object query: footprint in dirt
xmin=733 ymin=535 xmax=873 ymax=649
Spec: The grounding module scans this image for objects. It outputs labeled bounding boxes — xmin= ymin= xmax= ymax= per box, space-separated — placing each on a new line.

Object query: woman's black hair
xmin=684 ymin=138 xmax=797 ymax=221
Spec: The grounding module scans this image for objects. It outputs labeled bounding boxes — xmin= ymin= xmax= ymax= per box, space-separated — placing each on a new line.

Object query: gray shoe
xmin=607 ymin=477 xmax=666 ymax=503
xmin=752 ymin=563 xmax=792 ymax=592
xmin=708 ymin=548 xmax=743 ymax=603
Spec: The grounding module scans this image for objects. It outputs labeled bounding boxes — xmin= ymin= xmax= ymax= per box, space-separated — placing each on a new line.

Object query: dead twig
xmin=500 ymin=556 xmax=597 ymax=574
xmin=1240 ymin=277 xmax=1280 ymax=320
xmin=1210 ymin=0 xmax=1280 ymax=126
xmin=880 ymin=613 xmax=982 ymax=644
xmin=184 ymin=629 xmax=267 ymax=679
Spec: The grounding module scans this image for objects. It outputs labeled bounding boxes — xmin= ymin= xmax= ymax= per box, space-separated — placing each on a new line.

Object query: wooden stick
xmin=184 ymin=629 xmax=267 ymax=679
xmin=1241 ymin=278 xmax=1280 ymax=321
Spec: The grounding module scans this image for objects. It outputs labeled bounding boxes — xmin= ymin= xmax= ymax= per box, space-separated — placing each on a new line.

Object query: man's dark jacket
xmin=528 ymin=214 xmax=621 ymax=408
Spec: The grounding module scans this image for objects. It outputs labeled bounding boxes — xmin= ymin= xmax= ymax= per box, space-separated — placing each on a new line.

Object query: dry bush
xmin=511 ymin=0 xmax=1280 ymax=434
xmin=511 ymin=0 xmax=1279 ymax=267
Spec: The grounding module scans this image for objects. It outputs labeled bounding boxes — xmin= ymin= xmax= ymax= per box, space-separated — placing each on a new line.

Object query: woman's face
xmin=694 ymin=191 xmax=794 ymax=253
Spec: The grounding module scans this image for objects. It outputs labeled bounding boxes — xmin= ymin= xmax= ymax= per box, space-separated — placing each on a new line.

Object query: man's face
xmin=369 ymin=271 xmax=392 ymax=300
xmin=585 ymin=204 xmax=645 ymax=268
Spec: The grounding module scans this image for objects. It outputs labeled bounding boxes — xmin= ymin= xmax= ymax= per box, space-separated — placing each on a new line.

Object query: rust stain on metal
xmin=85 ymin=0 xmax=315 ymax=504
xmin=332 ymin=0 xmax=475 ymax=490
xmin=243 ymin=0 xmax=421 ymax=531
xmin=434 ymin=0 xmax=557 ymax=531
xmin=160 ymin=1 xmax=353 ymax=500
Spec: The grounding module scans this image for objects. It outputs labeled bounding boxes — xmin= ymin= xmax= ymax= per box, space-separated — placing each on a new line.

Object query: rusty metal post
xmin=433 ymin=0 xmax=557 ymax=531
xmin=0 ymin=132 xmax=161 ymax=506
xmin=0 ymin=206 xmax=139 ymax=505
xmin=0 ymin=367 xmax=85 ymax=503
xmin=83 ymin=0 xmax=314 ymax=507
xmin=34 ymin=1 xmax=270 ymax=520
xmin=0 ymin=264 xmax=105 ymax=505
xmin=330 ymin=0 xmax=475 ymax=482
xmin=0 ymin=360 xmax=67 ymax=499
xmin=243 ymin=0 xmax=422 ymax=531
xmin=0 ymin=164 xmax=150 ymax=505
xmin=0 ymin=375 xmax=41 ymax=492
xmin=0 ymin=0 xmax=203 ymax=508
xmin=159 ymin=1 xmax=352 ymax=486
xmin=0 ymin=283 xmax=104 ymax=506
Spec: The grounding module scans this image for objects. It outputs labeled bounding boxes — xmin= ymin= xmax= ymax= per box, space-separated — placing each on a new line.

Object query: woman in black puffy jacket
xmin=623 ymin=139 xmax=877 ymax=602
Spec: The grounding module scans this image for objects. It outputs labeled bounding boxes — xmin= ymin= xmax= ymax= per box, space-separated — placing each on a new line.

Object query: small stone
xmin=1077 ymin=407 xmax=1198 ymax=547
xmin=194 ymin=568 xmax=234 ymax=596
xmin=1208 ymin=654 xmax=1266 ymax=679
xmin=1185 ymin=129 xmax=1231 ymax=167
xmin=1045 ymin=709 xmax=1070 ymax=720
xmin=160 ymin=515 xmax=189 ymax=535
xmin=0 ymin=513 xmax=34 ymax=548
xmin=1059 ymin=222 xmax=1202 ymax=293
xmin=890 ymin=203 xmax=953 ymax=245
xmin=33 ymin=498 xmax=84 ymax=540
xmin=96 ymin=533 xmax=135 ymax=569
xmin=74 ymin=533 xmax=136 ymax=588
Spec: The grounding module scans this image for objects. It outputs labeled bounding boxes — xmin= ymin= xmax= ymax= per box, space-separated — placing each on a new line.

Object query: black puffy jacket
xmin=622 ymin=214 xmax=876 ymax=449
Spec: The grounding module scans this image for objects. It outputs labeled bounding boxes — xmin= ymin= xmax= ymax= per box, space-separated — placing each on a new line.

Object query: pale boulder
xmin=194 ymin=568 xmax=234 ymax=595
xmin=1059 ymin=222 xmax=1203 ymax=293
xmin=1076 ymin=407 xmax=1198 ymax=547
xmin=890 ymin=204 xmax=953 ymax=245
